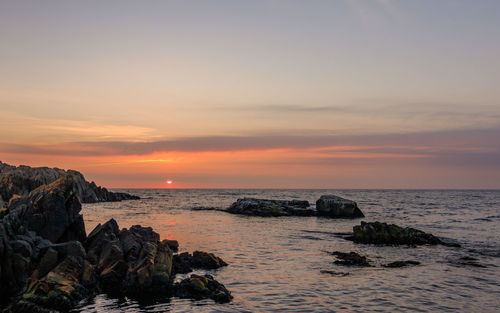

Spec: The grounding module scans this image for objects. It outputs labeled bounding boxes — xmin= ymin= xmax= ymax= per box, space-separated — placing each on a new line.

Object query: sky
xmin=0 ymin=0 xmax=499 ymax=188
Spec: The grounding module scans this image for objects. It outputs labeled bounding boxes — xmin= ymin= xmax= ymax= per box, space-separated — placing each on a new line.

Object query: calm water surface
xmin=76 ymin=190 xmax=500 ymax=312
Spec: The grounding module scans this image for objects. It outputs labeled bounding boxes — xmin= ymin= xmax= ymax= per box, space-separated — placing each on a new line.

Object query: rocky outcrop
xmin=173 ymin=274 xmax=233 ymax=303
xmin=347 ymin=221 xmax=444 ymax=246
xmin=227 ymin=198 xmax=314 ymax=217
xmin=0 ymin=174 xmax=231 ymax=312
xmin=173 ymin=251 xmax=228 ymax=274
xmin=5 ymin=177 xmax=86 ymax=243
xmin=0 ymin=161 xmax=139 ymax=206
xmin=316 ymin=195 xmax=364 ymax=218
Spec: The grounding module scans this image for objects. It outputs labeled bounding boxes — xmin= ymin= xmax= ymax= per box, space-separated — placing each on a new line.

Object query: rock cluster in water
xmin=0 ymin=161 xmax=139 ymax=206
xmin=226 ymin=195 xmax=364 ymax=218
xmin=0 ymin=175 xmax=231 ymax=312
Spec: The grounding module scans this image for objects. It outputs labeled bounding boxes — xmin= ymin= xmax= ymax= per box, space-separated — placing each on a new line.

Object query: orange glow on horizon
xmin=0 ymin=145 xmax=440 ymax=189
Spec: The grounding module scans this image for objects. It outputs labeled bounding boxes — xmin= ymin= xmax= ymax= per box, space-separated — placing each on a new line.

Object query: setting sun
xmin=166 ymin=180 xmax=173 ymax=185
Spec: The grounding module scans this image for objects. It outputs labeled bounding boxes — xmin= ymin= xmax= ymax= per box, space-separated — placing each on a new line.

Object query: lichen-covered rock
xmin=227 ymin=198 xmax=314 ymax=217
xmin=174 ymin=274 xmax=233 ymax=303
xmin=0 ymin=161 xmax=139 ymax=205
xmin=348 ymin=221 xmax=444 ymax=246
xmin=316 ymin=195 xmax=364 ymax=218
xmin=14 ymin=256 xmax=90 ymax=312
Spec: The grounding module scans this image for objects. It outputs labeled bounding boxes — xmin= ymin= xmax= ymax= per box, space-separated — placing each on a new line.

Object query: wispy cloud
xmin=1 ymin=127 xmax=498 ymax=160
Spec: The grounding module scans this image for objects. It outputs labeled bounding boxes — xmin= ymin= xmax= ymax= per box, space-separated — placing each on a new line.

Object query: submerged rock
xmin=347 ymin=221 xmax=447 ymax=246
xmin=0 ymin=161 xmax=139 ymax=205
xmin=451 ymin=256 xmax=488 ymax=268
xmin=227 ymin=198 xmax=314 ymax=217
xmin=173 ymin=274 xmax=233 ymax=303
xmin=383 ymin=260 xmax=421 ymax=268
xmin=330 ymin=251 xmax=372 ymax=267
xmin=320 ymin=270 xmax=350 ymax=276
xmin=316 ymin=195 xmax=364 ymax=218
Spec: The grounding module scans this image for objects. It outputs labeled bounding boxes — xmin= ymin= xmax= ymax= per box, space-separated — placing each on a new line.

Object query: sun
xmin=166 ymin=180 xmax=173 ymax=185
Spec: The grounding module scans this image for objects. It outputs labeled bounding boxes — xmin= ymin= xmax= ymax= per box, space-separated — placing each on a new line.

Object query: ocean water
xmin=76 ymin=189 xmax=500 ymax=313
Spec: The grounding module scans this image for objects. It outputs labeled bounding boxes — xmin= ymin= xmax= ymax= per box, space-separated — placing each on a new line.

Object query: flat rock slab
xmin=347 ymin=221 xmax=448 ymax=246
xmin=226 ymin=198 xmax=314 ymax=217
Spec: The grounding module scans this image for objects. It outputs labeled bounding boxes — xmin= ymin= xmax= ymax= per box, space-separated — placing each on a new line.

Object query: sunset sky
xmin=1 ymin=0 xmax=499 ymax=188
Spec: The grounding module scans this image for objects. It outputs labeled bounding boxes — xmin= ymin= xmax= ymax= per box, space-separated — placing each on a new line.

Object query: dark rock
xmin=164 ymin=239 xmax=179 ymax=252
xmin=93 ymin=223 xmax=175 ymax=297
xmin=347 ymin=221 xmax=445 ymax=246
xmin=0 ymin=165 xmax=231 ymax=311
xmin=173 ymin=251 xmax=227 ymax=274
xmin=316 ymin=195 xmax=364 ymax=218
xmin=192 ymin=251 xmax=228 ymax=269
xmin=320 ymin=270 xmax=350 ymax=276
xmin=50 ymin=241 xmax=86 ymax=260
xmin=173 ymin=252 xmax=195 ymax=274
xmin=383 ymin=260 xmax=421 ymax=268
xmin=6 ymin=176 xmax=86 ymax=243
xmin=0 ymin=161 xmax=139 ymax=204
xmin=86 ymin=219 xmax=120 ymax=264
xmin=173 ymin=274 xmax=233 ymax=303
xmin=36 ymin=248 xmax=58 ymax=278
xmin=16 ymin=256 xmax=89 ymax=312
xmin=98 ymin=241 xmax=123 ymax=270
xmin=227 ymin=198 xmax=314 ymax=217
xmin=330 ymin=251 xmax=372 ymax=267
xmin=100 ymin=260 xmax=129 ymax=294
xmin=10 ymin=240 xmax=32 ymax=258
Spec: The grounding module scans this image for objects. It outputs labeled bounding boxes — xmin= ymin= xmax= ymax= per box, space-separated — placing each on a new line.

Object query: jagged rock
xmin=173 ymin=251 xmax=227 ymax=274
xmin=227 ymin=198 xmax=314 ymax=217
xmin=0 ymin=161 xmax=139 ymax=205
xmin=330 ymin=251 xmax=372 ymax=267
xmin=383 ymin=260 xmax=420 ymax=268
xmin=5 ymin=176 xmax=86 ymax=243
xmin=87 ymin=221 xmax=175 ymax=297
xmin=85 ymin=219 xmax=120 ymax=264
xmin=100 ymin=260 xmax=129 ymax=294
xmin=173 ymin=274 xmax=233 ymax=303
xmin=316 ymin=195 xmax=364 ymax=218
xmin=347 ymin=221 xmax=445 ymax=246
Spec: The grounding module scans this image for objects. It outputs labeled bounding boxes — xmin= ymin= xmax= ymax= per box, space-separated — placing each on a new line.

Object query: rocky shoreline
xmin=0 ymin=161 xmax=139 ymax=207
xmin=0 ymin=166 xmax=231 ymax=312
xmin=1 ymin=161 xmax=473 ymax=312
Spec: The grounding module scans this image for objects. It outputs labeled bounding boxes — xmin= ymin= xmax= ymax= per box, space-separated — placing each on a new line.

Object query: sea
xmin=75 ymin=189 xmax=500 ymax=313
